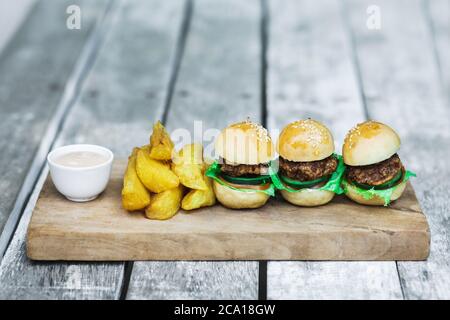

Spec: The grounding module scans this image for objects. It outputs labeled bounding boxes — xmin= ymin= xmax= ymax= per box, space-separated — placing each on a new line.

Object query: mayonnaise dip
xmin=54 ymin=151 xmax=109 ymax=168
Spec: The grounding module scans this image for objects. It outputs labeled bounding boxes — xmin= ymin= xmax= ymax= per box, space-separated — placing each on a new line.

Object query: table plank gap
xmin=0 ymin=0 xmax=185 ymax=299
xmin=260 ymin=0 xmax=269 ymax=127
xmin=119 ymin=0 xmax=192 ymax=300
xmin=161 ymin=0 xmax=194 ymax=124
xmin=127 ymin=0 xmax=263 ymax=300
xmin=265 ymin=0 xmax=403 ymax=299
xmin=259 ymin=0 xmax=270 ymax=299
xmin=0 ymin=0 xmax=112 ymax=259
xmin=346 ymin=0 xmax=450 ymax=299
xmin=118 ymin=0 xmax=193 ymax=300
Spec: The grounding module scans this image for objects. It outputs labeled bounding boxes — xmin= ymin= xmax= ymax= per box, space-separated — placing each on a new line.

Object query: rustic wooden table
xmin=0 ymin=0 xmax=448 ymax=300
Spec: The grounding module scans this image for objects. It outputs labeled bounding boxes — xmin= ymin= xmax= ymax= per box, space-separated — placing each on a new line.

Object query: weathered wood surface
xmin=346 ymin=0 xmax=450 ymax=299
xmin=128 ymin=261 xmax=256 ymax=300
xmin=127 ymin=0 xmax=262 ymax=300
xmin=269 ymin=261 xmax=403 ymax=300
xmin=0 ymin=168 xmax=123 ymax=300
xmin=0 ymin=0 xmax=185 ymax=299
xmin=265 ymin=0 xmax=404 ymax=299
xmin=164 ymin=0 xmax=262 ymax=131
xmin=28 ymin=160 xmax=429 ymax=261
xmin=0 ymin=0 xmax=109 ymax=257
xmin=426 ymin=0 xmax=449 ymax=101
xmin=0 ymin=0 xmax=448 ymax=300
xmin=0 ymin=0 xmax=35 ymax=54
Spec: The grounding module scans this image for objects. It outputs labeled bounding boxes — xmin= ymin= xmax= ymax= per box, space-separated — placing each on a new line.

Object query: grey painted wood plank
xmin=0 ymin=0 xmax=35 ymax=54
xmin=127 ymin=0 xmax=262 ymax=300
xmin=128 ymin=262 xmax=258 ymax=300
xmin=346 ymin=0 xmax=450 ymax=299
xmin=426 ymin=0 xmax=449 ymax=100
xmin=265 ymin=0 xmax=403 ymax=300
xmin=0 ymin=167 xmax=124 ymax=300
xmin=0 ymin=0 xmax=185 ymax=299
xmin=164 ymin=0 xmax=262 ymax=132
xmin=0 ymin=0 xmax=108 ymax=246
xmin=269 ymin=262 xmax=402 ymax=300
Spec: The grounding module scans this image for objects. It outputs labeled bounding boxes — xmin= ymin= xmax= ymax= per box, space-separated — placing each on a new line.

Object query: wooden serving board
xmin=26 ymin=160 xmax=430 ymax=261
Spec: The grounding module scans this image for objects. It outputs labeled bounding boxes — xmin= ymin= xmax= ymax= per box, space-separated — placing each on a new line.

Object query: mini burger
xmin=275 ymin=119 xmax=344 ymax=207
xmin=205 ymin=120 xmax=275 ymax=209
xmin=342 ymin=121 xmax=415 ymax=206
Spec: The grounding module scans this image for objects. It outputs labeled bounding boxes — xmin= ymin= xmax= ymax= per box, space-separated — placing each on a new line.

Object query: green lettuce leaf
xmin=205 ymin=161 xmax=276 ymax=196
xmin=270 ymin=154 xmax=346 ymax=195
xmin=341 ymin=170 xmax=416 ymax=206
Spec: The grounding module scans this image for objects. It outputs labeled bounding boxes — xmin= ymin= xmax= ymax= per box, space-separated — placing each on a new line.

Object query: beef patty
xmin=220 ymin=158 xmax=269 ymax=177
xmin=279 ymin=155 xmax=338 ymax=181
xmin=346 ymin=153 xmax=403 ymax=186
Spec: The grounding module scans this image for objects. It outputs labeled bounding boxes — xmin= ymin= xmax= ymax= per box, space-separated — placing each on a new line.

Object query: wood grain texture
xmin=127 ymin=0 xmax=263 ymax=300
xmin=266 ymin=0 xmax=364 ymax=142
xmin=164 ymin=0 xmax=262 ymax=133
xmin=426 ymin=0 xmax=449 ymax=100
xmin=0 ymin=0 xmax=35 ymax=54
xmin=128 ymin=262 xmax=258 ymax=300
xmin=0 ymin=0 xmax=185 ymax=299
xmin=27 ymin=160 xmax=429 ymax=261
xmin=0 ymin=0 xmax=106 ymax=241
xmin=266 ymin=0 xmax=404 ymax=300
xmin=346 ymin=0 xmax=450 ymax=299
xmin=0 ymin=168 xmax=123 ymax=300
xmin=268 ymin=262 xmax=403 ymax=300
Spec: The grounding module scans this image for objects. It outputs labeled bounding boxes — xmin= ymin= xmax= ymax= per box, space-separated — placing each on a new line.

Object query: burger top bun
xmin=277 ymin=119 xmax=335 ymax=162
xmin=343 ymin=121 xmax=401 ymax=166
xmin=215 ymin=120 xmax=275 ymax=165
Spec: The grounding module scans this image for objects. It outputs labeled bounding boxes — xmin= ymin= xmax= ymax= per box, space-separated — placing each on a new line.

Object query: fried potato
xmin=140 ymin=144 xmax=151 ymax=154
xmin=172 ymin=164 xmax=207 ymax=190
xmin=136 ymin=147 xmax=179 ymax=193
xmin=173 ymin=143 xmax=203 ymax=165
xmin=122 ymin=148 xmax=151 ymax=211
xmin=148 ymin=121 xmax=174 ymax=160
xmin=181 ymin=174 xmax=216 ymax=211
xmin=142 ymin=144 xmax=171 ymax=168
xmin=172 ymin=143 xmax=207 ymax=190
xmin=145 ymin=185 xmax=183 ymax=220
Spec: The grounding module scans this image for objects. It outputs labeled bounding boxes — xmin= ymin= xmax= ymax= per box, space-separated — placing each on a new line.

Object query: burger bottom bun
xmin=213 ymin=180 xmax=270 ymax=209
xmin=280 ymin=188 xmax=334 ymax=207
xmin=344 ymin=180 xmax=407 ymax=206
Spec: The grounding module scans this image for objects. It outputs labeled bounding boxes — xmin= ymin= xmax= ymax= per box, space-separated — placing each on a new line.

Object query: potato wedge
xmin=148 ymin=121 xmax=174 ymax=160
xmin=172 ymin=164 xmax=207 ymax=190
xmin=145 ymin=185 xmax=183 ymax=220
xmin=142 ymin=144 xmax=171 ymax=168
xmin=136 ymin=147 xmax=179 ymax=193
xmin=173 ymin=143 xmax=203 ymax=165
xmin=181 ymin=174 xmax=216 ymax=211
xmin=122 ymin=148 xmax=151 ymax=211
xmin=172 ymin=143 xmax=207 ymax=190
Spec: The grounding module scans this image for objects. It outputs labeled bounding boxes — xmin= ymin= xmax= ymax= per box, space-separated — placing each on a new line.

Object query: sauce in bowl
xmin=54 ymin=151 xmax=109 ymax=168
xmin=47 ymin=144 xmax=114 ymax=202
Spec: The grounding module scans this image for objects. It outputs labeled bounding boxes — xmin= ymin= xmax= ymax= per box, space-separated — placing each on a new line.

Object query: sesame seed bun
xmin=343 ymin=178 xmax=407 ymax=206
xmin=215 ymin=121 xmax=275 ymax=165
xmin=343 ymin=121 xmax=401 ymax=166
xmin=280 ymin=188 xmax=334 ymax=207
xmin=277 ymin=119 xmax=335 ymax=162
xmin=213 ymin=180 xmax=270 ymax=209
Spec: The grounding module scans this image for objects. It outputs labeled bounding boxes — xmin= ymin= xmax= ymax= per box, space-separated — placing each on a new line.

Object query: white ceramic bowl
xmin=47 ymin=144 xmax=114 ymax=202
